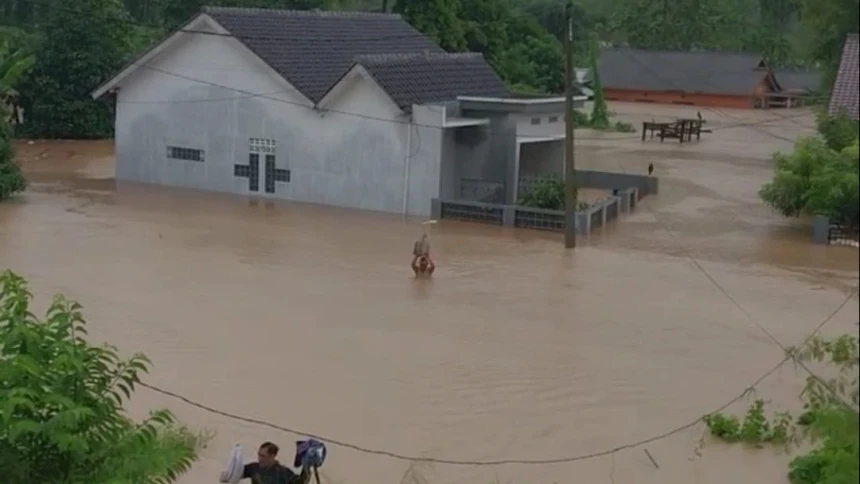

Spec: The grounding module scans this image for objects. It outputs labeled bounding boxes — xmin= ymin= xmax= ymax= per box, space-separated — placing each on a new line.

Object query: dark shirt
xmin=242 ymin=462 xmax=308 ymax=484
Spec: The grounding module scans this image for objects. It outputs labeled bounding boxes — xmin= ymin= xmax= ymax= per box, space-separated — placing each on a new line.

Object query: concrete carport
xmin=437 ymin=95 xmax=585 ymax=205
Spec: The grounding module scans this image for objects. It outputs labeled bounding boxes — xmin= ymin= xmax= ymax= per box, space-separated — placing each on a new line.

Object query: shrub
xmin=519 ymin=176 xmax=591 ymax=211
xmin=704 ymin=333 xmax=859 ymax=484
xmin=0 ymin=270 xmax=209 ymax=484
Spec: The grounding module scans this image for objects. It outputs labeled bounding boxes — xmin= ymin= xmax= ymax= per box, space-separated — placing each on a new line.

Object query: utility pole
xmin=563 ymin=1 xmax=577 ymax=248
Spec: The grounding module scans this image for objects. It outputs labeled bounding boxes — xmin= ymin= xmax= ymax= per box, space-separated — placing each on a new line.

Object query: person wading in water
xmin=412 ymin=233 xmax=435 ymax=277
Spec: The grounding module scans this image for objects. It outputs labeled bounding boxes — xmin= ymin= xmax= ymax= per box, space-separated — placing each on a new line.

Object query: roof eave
xmin=316 ymin=63 xmax=405 ymax=115
xmin=91 ymin=13 xmax=216 ymax=99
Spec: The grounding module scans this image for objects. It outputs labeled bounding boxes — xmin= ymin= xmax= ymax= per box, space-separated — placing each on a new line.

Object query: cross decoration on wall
xmin=234 ymin=138 xmax=289 ymax=194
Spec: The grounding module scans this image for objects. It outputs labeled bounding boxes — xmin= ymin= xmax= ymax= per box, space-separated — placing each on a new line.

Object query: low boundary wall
xmin=431 ymin=187 xmax=639 ymax=235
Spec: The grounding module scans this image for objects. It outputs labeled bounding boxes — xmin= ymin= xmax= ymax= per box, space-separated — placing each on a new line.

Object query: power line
xmin=137 ymin=285 xmax=855 ymax=467
xmin=136 ymin=64 xmax=819 ymax=143
xmin=601 ymin=100 xmax=859 ymax=410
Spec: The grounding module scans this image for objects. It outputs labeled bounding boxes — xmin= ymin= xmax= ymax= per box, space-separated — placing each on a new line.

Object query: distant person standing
xmin=413 ymin=233 xmax=430 ymax=257
xmin=412 ymin=233 xmax=434 ymax=277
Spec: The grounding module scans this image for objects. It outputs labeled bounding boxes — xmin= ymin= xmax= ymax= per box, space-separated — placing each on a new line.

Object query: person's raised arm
xmin=288 ymin=463 xmax=312 ymax=484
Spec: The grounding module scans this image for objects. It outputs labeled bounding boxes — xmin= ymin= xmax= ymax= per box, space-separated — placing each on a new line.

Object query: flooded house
xmin=91 ymin=7 xmax=581 ymax=217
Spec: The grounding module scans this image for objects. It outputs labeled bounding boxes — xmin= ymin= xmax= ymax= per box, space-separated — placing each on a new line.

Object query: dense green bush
xmin=759 ymin=133 xmax=859 ymax=227
xmin=0 ymin=270 xmax=209 ymax=484
xmin=518 ymin=176 xmax=591 ymax=211
xmin=704 ymin=333 xmax=859 ymax=484
xmin=0 ymin=114 xmax=25 ymax=200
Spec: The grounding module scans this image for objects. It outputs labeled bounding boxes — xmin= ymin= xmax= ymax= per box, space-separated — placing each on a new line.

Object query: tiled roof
xmin=828 ymin=34 xmax=859 ymax=120
xmin=202 ymin=7 xmax=445 ymax=104
xmin=773 ymin=69 xmax=820 ymax=93
xmin=353 ymin=53 xmax=510 ymax=110
xmin=598 ymin=48 xmax=768 ymax=96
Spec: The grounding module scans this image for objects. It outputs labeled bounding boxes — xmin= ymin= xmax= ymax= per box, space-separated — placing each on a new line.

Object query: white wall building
xmin=93 ymin=7 xmax=584 ymax=216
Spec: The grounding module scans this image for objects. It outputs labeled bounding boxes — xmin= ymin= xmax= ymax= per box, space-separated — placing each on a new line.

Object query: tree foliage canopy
xmin=759 ymin=114 xmax=859 ymax=227
xmin=0 ymin=270 xmax=208 ymax=484
xmin=0 ymin=0 xmax=856 ymax=133
xmin=0 ymin=35 xmax=28 ymax=199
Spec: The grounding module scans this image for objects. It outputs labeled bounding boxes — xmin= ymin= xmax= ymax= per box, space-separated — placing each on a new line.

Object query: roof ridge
xmin=603 ymin=46 xmax=762 ymax=57
xmin=201 ymin=6 xmax=401 ymax=18
xmin=356 ymin=52 xmax=485 ymax=63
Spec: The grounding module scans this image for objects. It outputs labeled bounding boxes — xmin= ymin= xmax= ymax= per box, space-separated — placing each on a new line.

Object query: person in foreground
xmin=233 ymin=441 xmax=311 ymax=484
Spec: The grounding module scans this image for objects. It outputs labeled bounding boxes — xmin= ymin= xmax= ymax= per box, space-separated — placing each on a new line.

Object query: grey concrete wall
xmin=460 ymin=108 xmax=518 ymax=204
xmin=451 ymin=125 xmax=494 ymax=195
xmin=439 ymin=128 xmax=458 ymax=200
xmin=811 ymin=215 xmax=831 ymax=245
xmin=573 ymin=170 xmax=659 ymax=197
xmin=408 ymin=105 xmax=445 ymax=215
xmin=432 ymin=188 xmax=635 ymax=235
xmin=520 ymin=141 xmax=563 ymax=178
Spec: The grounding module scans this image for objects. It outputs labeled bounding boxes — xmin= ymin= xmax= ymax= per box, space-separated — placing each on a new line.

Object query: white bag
xmin=219 ymin=443 xmax=244 ymax=484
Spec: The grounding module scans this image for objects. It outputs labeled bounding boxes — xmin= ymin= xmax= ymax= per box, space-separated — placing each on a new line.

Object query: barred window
xmin=249 ymin=138 xmax=276 ymax=154
xmin=167 ymin=146 xmax=204 ymax=162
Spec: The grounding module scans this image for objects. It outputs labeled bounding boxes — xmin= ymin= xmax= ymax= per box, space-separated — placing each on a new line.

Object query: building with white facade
xmin=93 ymin=7 xmax=583 ymax=216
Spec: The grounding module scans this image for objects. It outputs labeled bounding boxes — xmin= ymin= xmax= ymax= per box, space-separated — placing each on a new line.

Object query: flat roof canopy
xmin=517 ymin=134 xmax=564 ymax=144
xmin=443 ymin=117 xmax=490 ymax=128
xmin=458 ymin=95 xmax=587 ymax=114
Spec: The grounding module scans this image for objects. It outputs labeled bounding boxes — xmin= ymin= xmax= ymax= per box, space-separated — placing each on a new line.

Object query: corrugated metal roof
xmin=598 ymin=48 xmax=768 ymax=96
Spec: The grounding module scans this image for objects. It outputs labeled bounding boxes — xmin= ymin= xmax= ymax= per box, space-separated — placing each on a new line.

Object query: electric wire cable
xmin=19 ymin=0 xmax=858 ymax=464
xmin=137 ymin=287 xmax=855 ymax=467
xmin=609 ymin=48 xmax=859 ymax=411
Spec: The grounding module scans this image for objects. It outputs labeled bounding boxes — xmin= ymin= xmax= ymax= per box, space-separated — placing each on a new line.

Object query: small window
xmin=167 ymin=146 xmax=204 ymax=162
xmin=548 ymin=116 xmax=559 ymax=123
xmin=530 ymin=117 xmax=541 ymax=125
xmin=250 ymin=138 xmax=276 ymax=154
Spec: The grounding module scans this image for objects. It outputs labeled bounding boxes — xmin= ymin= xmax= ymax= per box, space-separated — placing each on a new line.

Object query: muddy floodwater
xmin=2 ymin=103 xmax=857 ymax=484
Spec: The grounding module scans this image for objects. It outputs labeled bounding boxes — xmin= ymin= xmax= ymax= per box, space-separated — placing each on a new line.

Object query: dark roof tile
xmin=773 ymin=69 xmax=820 ymax=93
xmin=354 ymin=53 xmax=510 ymax=109
xmin=202 ymin=6 xmax=444 ymax=103
xmin=828 ymin=34 xmax=859 ymax=120
xmin=598 ymin=48 xmax=768 ymax=96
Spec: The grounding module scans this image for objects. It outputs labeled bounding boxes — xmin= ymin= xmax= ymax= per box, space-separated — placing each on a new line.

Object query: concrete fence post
xmin=600 ymin=201 xmax=607 ymax=227
xmin=811 ymin=215 xmax=831 ymax=245
xmin=620 ymin=190 xmax=631 ymax=213
xmin=502 ymin=206 xmax=516 ymax=227
xmin=431 ymin=198 xmax=442 ymax=220
xmin=577 ymin=211 xmax=590 ymax=235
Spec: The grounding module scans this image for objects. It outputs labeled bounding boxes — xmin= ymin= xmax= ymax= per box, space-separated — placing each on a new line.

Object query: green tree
xmin=16 ymin=0 xmax=137 ymax=139
xmin=0 ymin=115 xmax=25 ymax=200
xmin=0 ymin=270 xmax=209 ymax=484
xmin=797 ymin=0 xmax=859 ymax=93
xmin=817 ymin=111 xmax=860 ymax=152
xmin=613 ymin=0 xmax=733 ymax=50
xmin=759 ymin=135 xmax=859 ymax=227
xmin=394 ymin=0 xmax=466 ymax=51
xmin=519 ymin=0 xmax=602 ymax=59
xmin=588 ymin=33 xmax=609 ymax=128
xmin=0 ymin=35 xmax=30 ymax=200
xmin=704 ymin=333 xmax=859 ymax=484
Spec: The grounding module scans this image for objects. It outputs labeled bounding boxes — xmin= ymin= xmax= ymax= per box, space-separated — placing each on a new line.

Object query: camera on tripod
xmin=294 ymin=439 xmax=327 ymax=469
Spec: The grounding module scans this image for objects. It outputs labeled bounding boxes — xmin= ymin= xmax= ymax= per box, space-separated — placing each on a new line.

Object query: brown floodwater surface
xmin=2 ymin=105 xmax=857 ymax=484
